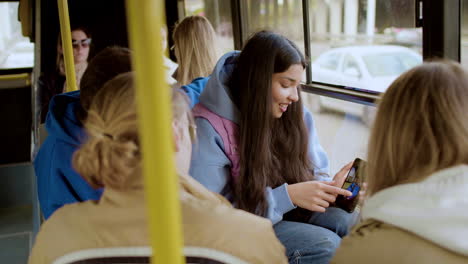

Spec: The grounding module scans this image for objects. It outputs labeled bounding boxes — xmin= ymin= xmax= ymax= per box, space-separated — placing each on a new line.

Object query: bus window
xmin=302 ymin=92 xmax=373 ymax=174
xmin=184 ymin=0 xmax=234 ymax=52
xmin=308 ymin=0 xmax=422 ymax=93
xmin=241 ymin=0 xmax=305 ymax=54
xmin=461 ymin=0 xmax=468 ymax=69
xmin=0 ymin=2 xmax=34 ymax=69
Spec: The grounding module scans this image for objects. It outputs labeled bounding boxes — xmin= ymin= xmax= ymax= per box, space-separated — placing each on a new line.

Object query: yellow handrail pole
xmin=0 ymin=73 xmax=31 ymax=85
xmin=126 ymin=1 xmax=184 ymax=264
xmin=57 ymin=0 xmax=77 ymax=92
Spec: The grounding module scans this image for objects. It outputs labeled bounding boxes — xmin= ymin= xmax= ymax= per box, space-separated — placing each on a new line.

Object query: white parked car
xmin=310 ymin=45 xmax=422 ymax=124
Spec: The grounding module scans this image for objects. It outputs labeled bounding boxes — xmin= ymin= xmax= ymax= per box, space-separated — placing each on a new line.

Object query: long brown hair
xmin=172 ymin=16 xmax=219 ymax=85
xmin=230 ymin=31 xmax=313 ymax=216
xmin=367 ymin=60 xmax=468 ymax=196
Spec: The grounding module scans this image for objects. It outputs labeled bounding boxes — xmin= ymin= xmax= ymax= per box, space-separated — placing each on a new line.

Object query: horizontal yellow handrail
xmin=0 ymin=73 xmax=31 ymax=88
xmin=0 ymin=73 xmax=30 ymax=84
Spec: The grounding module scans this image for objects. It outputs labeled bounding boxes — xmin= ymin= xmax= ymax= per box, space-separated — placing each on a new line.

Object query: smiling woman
xmin=271 ymin=64 xmax=302 ymax=118
xmin=190 ymin=30 xmax=356 ymax=264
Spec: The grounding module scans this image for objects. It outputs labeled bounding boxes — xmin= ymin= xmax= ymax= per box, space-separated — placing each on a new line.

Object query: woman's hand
xmin=287 ymin=180 xmax=352 ymax=213
xmin=331 ymin=162 xmax=353 ymax=188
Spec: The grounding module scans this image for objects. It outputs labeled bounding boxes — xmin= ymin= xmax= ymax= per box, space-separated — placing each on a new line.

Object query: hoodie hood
xmin=45 ymin=91 xmax=85 ymax=146
xmin=199 ymin=51 xmax=241 ymax=124
xmin=362 ymin=165 xmax=468 ymax=256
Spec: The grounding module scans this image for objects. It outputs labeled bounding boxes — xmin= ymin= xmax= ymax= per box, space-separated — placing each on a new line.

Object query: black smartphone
xmin=335 ymin=158 xmax=366 ymax=213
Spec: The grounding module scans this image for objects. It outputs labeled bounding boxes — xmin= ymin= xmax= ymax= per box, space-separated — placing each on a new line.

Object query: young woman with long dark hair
xmin=190 ymin=31 xmax=355 ymax=263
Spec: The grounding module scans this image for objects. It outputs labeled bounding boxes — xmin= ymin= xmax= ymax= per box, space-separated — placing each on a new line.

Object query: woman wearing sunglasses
xmin=39 ymin=26 xmax=92 ymax=123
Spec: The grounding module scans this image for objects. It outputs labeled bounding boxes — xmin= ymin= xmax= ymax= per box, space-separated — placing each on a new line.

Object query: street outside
xmin=301 ymin=93 xmax=371 ymax=176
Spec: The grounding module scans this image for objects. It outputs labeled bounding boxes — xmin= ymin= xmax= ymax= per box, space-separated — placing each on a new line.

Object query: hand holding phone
xmin=335 ymin=158 xmax=366 ymax=213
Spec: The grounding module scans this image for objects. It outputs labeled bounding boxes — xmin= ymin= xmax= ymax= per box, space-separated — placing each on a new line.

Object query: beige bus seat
xmin=52 ymin=246 xmax=250 ymax=264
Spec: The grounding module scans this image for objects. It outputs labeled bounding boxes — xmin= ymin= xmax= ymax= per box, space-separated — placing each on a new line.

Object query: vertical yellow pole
xmin=126 ymin=1 xmax=184 ymax=264
xmin=57 ymin=0 xmax=77 ymax=92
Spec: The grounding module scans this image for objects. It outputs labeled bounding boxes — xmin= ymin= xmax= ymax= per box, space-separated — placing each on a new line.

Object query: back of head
xmin=79 ymin=46 xmax=132 ymax=120
xmin=173 ymin=16 xmax=218 ymax=85
xmin=73 ymin=72 xmax=194 ymax=190
xmin=367 ymin=60 xmax=468 ymax=196
xmin=73 ymin=72 xmax=139 ymax=190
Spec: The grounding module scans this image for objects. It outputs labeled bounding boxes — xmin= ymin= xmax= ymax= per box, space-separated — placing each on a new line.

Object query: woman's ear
xmin=172 ymin=121 xmax=181 ymax=152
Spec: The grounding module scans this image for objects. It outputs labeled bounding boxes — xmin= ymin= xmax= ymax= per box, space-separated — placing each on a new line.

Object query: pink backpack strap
xmin=193 ymin=103 xmax=240 ymax=181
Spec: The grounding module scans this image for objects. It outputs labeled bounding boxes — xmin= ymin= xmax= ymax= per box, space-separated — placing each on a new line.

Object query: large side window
xmin=0 ymin=2 xmax=34 ymax=69
xmin=190 ymin=0 xmax=461 ymax=173
xmin=301 ymin=0 xmax=424 ymax=171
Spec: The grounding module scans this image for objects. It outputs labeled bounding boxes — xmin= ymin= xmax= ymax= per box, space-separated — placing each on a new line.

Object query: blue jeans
xmin=274 ymin=207 xmax=357 ymax=264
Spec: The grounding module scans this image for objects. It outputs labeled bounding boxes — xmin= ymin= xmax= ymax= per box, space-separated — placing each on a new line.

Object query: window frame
xmin=300 ymin=0 xmax=461 ymax=107
xmin=175 ymin=0 xmax=461 ymax=107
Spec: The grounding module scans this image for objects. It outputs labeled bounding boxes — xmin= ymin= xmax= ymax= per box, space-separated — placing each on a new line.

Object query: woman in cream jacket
xmin=332 ymin=60 xmax=468 ymax=264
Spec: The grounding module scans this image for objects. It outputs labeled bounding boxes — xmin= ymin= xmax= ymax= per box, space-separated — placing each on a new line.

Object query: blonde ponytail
xmin=73 ymin=72 xmax=140 ymax=190
xmin=73 ymin=72 xmax=197 ymax=191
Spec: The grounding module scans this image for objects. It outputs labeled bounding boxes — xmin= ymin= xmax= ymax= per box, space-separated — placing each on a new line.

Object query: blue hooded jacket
xmin=34 ymin=79 xmax=208 ymax=219
xmin=34 ymin=91 xmax=102 ymax=219
xmin=182 ymin=77 xmax=209 ymax=108
xmin=189 ymin=51 xmax=330 ymax=224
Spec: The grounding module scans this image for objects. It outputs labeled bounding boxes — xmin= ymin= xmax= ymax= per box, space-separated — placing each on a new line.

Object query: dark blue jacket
xmin=34 ymin=91 xmax=102 ymax=219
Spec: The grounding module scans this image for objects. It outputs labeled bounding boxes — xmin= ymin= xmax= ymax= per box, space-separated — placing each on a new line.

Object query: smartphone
xmin=335 ymin=158 xmax=366 ymax=213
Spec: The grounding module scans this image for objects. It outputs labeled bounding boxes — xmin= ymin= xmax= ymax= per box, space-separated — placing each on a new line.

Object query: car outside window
xmin=317 ymin=53 xmax=341 ymax=71
xmin=342 ymin=55 xmax=361 ymax=77
xmin=362 ymin=52 xmax=420 ymax=77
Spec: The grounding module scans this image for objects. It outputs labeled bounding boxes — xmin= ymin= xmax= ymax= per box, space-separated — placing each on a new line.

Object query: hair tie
xmin=103 ymin=133 xmax=114 ymax=140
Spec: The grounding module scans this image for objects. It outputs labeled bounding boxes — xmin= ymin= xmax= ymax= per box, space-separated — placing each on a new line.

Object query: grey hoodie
xmin=189 ymin=51 xmax=330 ymax=224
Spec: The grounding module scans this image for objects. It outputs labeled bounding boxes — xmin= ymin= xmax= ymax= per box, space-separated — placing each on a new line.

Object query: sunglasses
xmin=72 ymin=38 xmax=92 ymax=48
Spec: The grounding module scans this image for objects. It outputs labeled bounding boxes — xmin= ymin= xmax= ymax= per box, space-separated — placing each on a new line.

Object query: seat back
xmin=52 ymin=247 xmax=250 ymax=264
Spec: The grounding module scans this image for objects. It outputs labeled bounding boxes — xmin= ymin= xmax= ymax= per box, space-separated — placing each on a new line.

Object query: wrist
xmin=286 ymin=183 xmax=296 ymax=205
